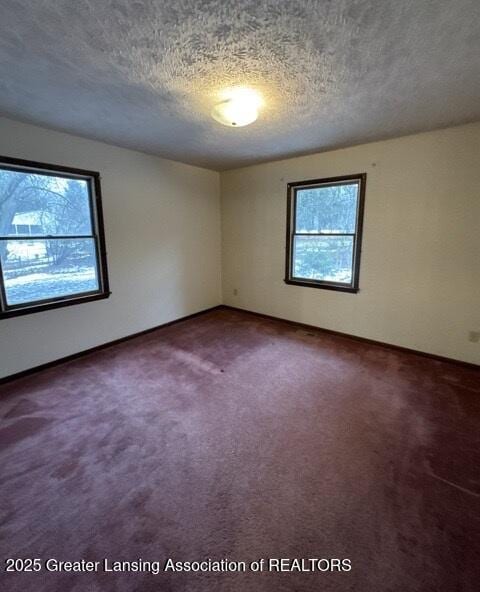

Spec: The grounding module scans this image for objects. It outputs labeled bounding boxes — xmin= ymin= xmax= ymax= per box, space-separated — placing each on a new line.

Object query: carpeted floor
xmin=0 ymin=308 xmax=479 ymax=592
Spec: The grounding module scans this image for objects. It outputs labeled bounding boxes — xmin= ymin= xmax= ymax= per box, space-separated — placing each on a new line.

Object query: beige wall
xmin=0 ymin=117 xmax=222 ymax=378
xmin=221 ymin=123 xmax=480 ymax=365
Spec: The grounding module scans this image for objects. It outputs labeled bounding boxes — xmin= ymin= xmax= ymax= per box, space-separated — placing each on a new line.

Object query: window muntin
xmin=285 ymin=174 xmax=366 ymax=292
xmin=0 ymin=157 xmax=110 ymax=317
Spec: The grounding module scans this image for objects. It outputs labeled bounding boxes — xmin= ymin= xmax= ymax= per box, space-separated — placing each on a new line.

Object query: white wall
xmin=0 ymin=117 xmax=222 ymax=378
xmin=221 ymin=123 xmax=480 ymax=365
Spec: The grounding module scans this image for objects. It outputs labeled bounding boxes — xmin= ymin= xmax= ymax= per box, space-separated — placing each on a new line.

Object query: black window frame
xmin=285 ymin=173 xmax=366 ymax=293
xmin=0 ymin=156 xmax=110 ymax=319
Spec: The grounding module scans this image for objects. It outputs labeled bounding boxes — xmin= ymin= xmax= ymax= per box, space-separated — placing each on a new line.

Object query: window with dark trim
xmin=285 ymin=173 xmax=366 ymax=293
xmin=0 ymin=156 xmax=110 ymax=318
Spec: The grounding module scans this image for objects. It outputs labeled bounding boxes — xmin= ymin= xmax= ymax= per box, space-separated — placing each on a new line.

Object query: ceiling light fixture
xmin=211 ymin=88 xmax=262 ymax=127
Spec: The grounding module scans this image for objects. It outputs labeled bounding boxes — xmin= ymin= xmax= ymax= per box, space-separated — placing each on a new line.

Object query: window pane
xmin=293 ymin=235 xmax=354 ymax=283
xmin=0 ymin=169 xmax=93 ymax=237
xmin=295 ymin=182 xmax=358 ymax=233
xmin=0 ymin=238 xmax=99 ymax=305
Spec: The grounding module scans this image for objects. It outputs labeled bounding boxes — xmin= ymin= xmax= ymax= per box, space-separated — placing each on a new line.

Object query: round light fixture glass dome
xmin=211 ymin=88 xmax=262 ymax=127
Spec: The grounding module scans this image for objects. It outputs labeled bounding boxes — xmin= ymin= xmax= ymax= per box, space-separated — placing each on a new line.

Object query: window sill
xmin=0 ymin=291 xmax=111 ymax=319
xmin=284 ymin=278 xmax=359 ymax=293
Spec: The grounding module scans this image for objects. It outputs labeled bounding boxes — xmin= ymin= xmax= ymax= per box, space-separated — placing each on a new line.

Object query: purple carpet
xmin=0 ymin=308 xmax=479 ymax=592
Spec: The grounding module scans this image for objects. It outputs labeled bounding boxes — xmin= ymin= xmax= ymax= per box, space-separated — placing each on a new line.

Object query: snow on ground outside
xmin=5 ymin=267 xmax=98 ymax=305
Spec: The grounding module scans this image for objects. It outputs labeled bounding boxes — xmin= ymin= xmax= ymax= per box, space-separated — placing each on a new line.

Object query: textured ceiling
xmin=0 ymin=0 xmax=479 ymax=170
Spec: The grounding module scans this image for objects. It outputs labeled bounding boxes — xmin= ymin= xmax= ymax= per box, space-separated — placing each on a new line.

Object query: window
xmin=0 ymin=156 xmax=110 ymax=318
xmin=285 ymin=173 xmax=366 ymax=293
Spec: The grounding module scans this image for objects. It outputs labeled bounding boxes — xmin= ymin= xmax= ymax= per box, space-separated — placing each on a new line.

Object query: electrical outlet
xmin=233 ymin=289 xmax=238 ymax=296
xmin=468 ymin=331 xmax=480 ymax=343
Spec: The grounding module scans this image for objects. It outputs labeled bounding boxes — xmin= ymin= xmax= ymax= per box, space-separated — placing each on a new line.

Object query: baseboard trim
xmin=220 ymin=305 xmax=480 ymax=371
xmin=0 ymin=305 xmax=223 ymax=386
